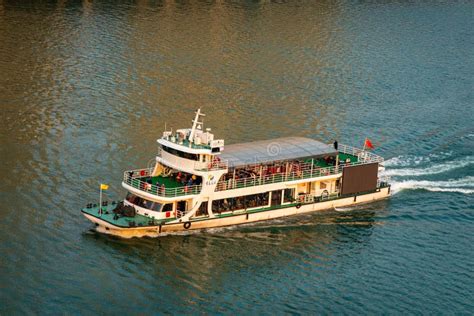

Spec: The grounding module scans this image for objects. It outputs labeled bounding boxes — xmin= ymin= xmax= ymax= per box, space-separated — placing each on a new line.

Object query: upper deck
xmin=123 ymin=141 xmax=384 ymax=199
xmin=215 ymin=143 xmax=383 ymax=191
xmin=122 ymin=109 xmax=384 ymax=200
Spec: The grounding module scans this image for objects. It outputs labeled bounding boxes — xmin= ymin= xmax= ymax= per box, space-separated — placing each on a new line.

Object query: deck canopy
xmin=220 ymin=137 xmax=337 ymax=168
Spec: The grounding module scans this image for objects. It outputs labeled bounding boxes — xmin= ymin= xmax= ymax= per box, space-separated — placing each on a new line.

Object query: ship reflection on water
xmin=83 ymin=205 xmax=382 ymax=284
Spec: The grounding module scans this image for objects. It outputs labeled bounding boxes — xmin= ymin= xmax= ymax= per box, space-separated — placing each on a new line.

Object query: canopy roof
xmin=220 ymin=137 xmax=337 ymax=168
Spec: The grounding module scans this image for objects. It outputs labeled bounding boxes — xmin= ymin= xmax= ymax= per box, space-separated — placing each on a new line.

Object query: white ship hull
xmin=84 ymin=187 xmax=390 ymax=238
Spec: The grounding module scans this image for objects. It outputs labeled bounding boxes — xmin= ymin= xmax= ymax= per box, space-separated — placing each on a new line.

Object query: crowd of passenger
xmin=133 ymin=170 xmax=203 ymax=196
xmin=212 ymin=193 xmax=270 ymax=213
xmin=172 ymin=171 xmax=202 ymax=186
xmin=134 ymin=156 xmax=351 ymax=194
xmin=216 ymin=157 xmax=341 ymax=190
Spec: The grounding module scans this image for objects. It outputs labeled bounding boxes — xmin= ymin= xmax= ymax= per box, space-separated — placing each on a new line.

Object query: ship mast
xmin=188 ymin=108 xmax=205 ymax=146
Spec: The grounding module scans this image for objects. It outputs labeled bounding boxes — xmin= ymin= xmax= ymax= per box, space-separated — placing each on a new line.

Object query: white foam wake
xmin=384 ymin=152 xmax=453 ymax=168
xmin=390 ymin=177 xmax=474 ymax=194
xmin=382 ymin=157 xmax=474 ymax=177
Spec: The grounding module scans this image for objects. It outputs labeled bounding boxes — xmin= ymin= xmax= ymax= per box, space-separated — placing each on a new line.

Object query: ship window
xmin=149 ymin=202 xmax=164 ymax=212
xmin=125 ymin=192 xmax=164 ymax=212
xmin=126 ymin=192 xmax=139 ymax=204
xmin=283 ymin=188 xmax=295 ymax=203
xmin=161 ymin=145 xmax=199 ymax=161
xmin=196 ymin=201 xmax=208 ymax=217
xmin=143 ymin=199 xmax=154 ymax=210
xmin=212 ymin=192 xmax=269 ymax=213
xmin=162 ymin=204 xmax=173 ymax=212
xmin=320 ymin=182 xmax=327 ymax=189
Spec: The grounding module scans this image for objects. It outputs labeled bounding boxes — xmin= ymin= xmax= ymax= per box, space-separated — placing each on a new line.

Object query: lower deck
xmin=83 ymin=186 xmax=391 ymax=238
xmin=82 ymin=182 xmax=390 ymax=230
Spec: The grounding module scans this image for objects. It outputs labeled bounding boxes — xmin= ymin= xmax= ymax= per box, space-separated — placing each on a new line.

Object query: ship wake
xmin=382 ymin=154 xmax=473 ymax=195
xmin=390 ymin=177 xmax=474 ymax=194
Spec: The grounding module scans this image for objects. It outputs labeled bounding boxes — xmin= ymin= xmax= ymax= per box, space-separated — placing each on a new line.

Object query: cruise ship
xmin=82 ymin=109 xmax=391 ymax=238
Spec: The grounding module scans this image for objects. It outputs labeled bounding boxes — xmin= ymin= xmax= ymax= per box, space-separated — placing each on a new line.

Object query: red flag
xmin=364 ymin=138 xmax=374 ymax=149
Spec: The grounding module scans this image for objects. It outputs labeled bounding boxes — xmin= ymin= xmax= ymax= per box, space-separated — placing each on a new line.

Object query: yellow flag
xmin=100 ymin=184 xmax=109 ymax=190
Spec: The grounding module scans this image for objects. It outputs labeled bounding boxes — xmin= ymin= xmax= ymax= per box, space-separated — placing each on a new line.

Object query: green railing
xmin=123 ymin=168 xmax=202 ymax=198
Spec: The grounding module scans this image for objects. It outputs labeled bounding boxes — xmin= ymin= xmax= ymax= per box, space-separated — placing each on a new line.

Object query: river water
xmin=0 ymin=0 xmax=473 ymax=314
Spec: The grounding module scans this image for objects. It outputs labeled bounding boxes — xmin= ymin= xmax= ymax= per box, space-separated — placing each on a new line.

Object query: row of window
xmin=126 ymin=188 xmax=296 ymax=214
xmin=212 ymin=192 xmax=270 ymax=212
xmin=162 ymin=145 xmax=199 ymax=161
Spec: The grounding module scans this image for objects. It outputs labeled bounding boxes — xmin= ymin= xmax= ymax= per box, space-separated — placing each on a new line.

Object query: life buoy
xmin=183 ymin=222 xmax=191 ymax=229
xmin=140 ymin=170 xmax=146 ymax=176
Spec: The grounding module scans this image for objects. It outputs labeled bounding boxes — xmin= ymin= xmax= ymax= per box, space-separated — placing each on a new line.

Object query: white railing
xmin=123 ymin=168 xmax=202 ymax=198
xmin=298 ymin=193 xmax=316 ymax=203
xmin=161 ymin=136 xmax=212 ymax=150
xmin=377 ymin=174 xmax=391 ymax=188
xmin=338 ymin=144 xmax=384 ymax=163
xmin=215 ymin=162 xmax=342 ymax=191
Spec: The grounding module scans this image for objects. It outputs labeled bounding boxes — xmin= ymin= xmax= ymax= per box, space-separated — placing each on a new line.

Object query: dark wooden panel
xmin=341 ymin=163 xmax=378 ymax=195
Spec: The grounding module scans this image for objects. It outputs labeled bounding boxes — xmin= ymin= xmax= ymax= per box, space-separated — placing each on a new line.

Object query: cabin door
xmin=177 ymin=201 xmax=187 ymax=213
xmin=271 ymin=190 xmax=282 ymax=207
xmin=196 ymin=201 xmax=208 ymax=217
